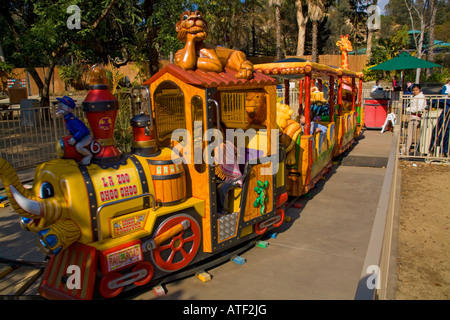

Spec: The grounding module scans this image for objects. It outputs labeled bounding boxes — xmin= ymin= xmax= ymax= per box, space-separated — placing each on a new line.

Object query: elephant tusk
xmin=9 ymin=185 xmax=42 ymax=217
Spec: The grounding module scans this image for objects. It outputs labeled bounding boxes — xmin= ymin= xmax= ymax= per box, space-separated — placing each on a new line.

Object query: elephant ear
xmin=0 ymin=158 xmax=67 ymax=226
xmin=0 ymin=158 xmax=40 ymax=219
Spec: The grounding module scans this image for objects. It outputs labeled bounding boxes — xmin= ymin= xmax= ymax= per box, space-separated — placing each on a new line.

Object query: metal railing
xmin=276 ymin=87 xmax=300 ymax=120
xmin=398 ymin=95 xmax=449 ymax=162
xmin=0 ymin=98 xmax=133 ymax=171
xmin=0 ymin=102 xmax=86 ymax=170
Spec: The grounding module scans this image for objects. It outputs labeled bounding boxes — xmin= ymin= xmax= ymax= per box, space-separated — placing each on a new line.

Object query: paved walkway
xmin=133 ymin=129 xmax=395 ymax=300
xmin=0 ymin=129 xmax=395 ymax=299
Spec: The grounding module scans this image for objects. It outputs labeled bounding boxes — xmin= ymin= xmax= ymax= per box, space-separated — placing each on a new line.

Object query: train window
xmin=153 ymin=81 xmax=186 ymax=145
xmin=191 ymin=95 xmax=203 ymax=164
xmin=221 ymin=92 xmax=247 ymax=128
xmin=221 ymin=91 xmax=267 ymax=129
xmin=191 ymin=95 xmax=203 ymax=122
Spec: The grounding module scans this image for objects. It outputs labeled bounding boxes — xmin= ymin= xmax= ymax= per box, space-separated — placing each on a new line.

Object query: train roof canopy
xmin=253 ymin=61 xmax=364 ymax=80
xmin=143 ymin=64 xmax=278 ymax=88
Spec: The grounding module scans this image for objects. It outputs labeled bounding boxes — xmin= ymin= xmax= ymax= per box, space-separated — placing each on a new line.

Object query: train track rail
xmin=0 ymin=257 xmax=47 ymax=299
xmin=0 ymin=235 xmax=264 ymax=300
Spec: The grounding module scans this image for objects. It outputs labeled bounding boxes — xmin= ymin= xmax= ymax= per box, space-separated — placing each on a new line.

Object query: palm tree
xmin=307 ymin=0 xmax=325 ymax=63
xmin=269 ymin=0 xmax=283 ymax=60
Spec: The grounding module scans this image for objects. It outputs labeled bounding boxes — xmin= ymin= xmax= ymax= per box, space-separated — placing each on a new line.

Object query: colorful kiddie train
xmin=0 ymin=11 xmax=363 ymax=299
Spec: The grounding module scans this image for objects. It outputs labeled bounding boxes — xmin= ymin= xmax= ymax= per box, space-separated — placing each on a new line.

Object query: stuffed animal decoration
xmin=174 ymin=10 xmax=254 ymax=79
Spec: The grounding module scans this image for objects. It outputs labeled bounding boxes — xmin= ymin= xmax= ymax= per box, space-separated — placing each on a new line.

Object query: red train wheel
xmin=254 ymin=222 xmax=267 ymax=235
xmin=132 ymin=262 xmax=154 ymax=286
xmin=152 ymin=214 xmax=201 ymax=272
xmin=99 ymin=272 xmax=123 ymax=299
xmin=273 ymin=209 xmax=285 ymax=228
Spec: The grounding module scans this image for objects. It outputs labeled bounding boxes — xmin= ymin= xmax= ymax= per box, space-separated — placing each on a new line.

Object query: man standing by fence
xmin=402 ymin=84 xmax=426 ymax=155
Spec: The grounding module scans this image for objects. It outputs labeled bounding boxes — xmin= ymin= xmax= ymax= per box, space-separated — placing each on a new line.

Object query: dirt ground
xmin=396 ymin=161 xmax=450 ymax=300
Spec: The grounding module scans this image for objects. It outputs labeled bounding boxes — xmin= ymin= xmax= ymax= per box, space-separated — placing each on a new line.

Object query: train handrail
xmin=208 ymin=99 xmax=220 ymax=131
xmin=96 ymin=193 xmax=156 ymax=241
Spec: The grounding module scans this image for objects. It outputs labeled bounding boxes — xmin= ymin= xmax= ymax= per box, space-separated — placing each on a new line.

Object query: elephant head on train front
xmin=0 ymin=158 xmax=81 ymax=255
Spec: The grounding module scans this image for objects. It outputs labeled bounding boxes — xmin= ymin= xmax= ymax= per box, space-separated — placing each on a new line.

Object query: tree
xmin=269 ymin=0 xmax=284 ymax=60
xmin=307 ymin=0 xmax=326 ymax=62
xmin=365 ymin=25 xmax=409 ymax=80
xmin=366 ymin=0 xmax=379 ymax=58
xmin=323 ymin=0 xmax=352 ymax=55
xmin=404 ymin=0 xmax=429 ymax=83
xmin=0 ymin=0 xmax=119 ymax=108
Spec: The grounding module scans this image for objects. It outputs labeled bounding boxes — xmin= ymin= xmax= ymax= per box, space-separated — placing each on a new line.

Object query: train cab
xmin=143 ymin=64 xmax=286 ymax=254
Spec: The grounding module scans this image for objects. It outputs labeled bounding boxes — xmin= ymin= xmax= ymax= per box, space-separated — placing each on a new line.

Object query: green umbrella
xmin=368 ymin=52 xmax=441 ymax=71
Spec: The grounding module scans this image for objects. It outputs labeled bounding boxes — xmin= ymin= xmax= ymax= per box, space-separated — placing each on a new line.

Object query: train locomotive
xmin=0 ymin=11 xmax=363 ymax=300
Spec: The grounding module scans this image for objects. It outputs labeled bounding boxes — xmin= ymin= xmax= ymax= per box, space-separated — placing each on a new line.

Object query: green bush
xmin=425 ymin=68 xmax=450 ymax=83
xmin=59 ymin=65 xmax=83 ymax=89
xmin=114 ymin=98 xmax=133 ymax=154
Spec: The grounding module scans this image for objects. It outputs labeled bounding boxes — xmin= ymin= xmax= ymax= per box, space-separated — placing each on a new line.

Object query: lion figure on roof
xmin=174 ymin=10 xmax=254 ymax=79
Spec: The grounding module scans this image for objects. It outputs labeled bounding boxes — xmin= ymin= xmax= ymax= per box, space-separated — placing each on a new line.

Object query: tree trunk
xmin=147 ymin=29 xmax=160 ymax=76
xmin=144 ymin=0 xmax=160 ymax=76
xmin=295 ymin=0 xmax=308 ymax=56
xmin=275 ymin=5 xmax=282 ymax=60
xmin=252 ymin=21 xmax=256 ymax=56
xmin=426 ymin=0 xmax=437 ymax=78
xmin=312 ymin=21 xmax=319 ymax=63
xmin=366 ymin=28 xmax=373 ymax=58
xmin=415 ymin=24 xmax=425 ymax=84
xmin=0 ymin=41 xmax=4 ymax=62
xmin=27 ymin=68 xmax=44 ymax=100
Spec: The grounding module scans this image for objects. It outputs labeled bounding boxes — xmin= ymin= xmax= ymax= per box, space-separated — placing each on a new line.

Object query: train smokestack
xmin=82 ymin=65 xmax=121 ymax=163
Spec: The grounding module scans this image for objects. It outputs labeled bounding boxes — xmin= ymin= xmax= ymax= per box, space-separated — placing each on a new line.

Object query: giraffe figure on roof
xmin=336 ymin=34 xmax=353 ymax=71
xmin=336 ymin=34 xmax=357 ymax=112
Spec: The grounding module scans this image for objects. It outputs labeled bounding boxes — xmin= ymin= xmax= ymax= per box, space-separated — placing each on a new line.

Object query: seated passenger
xmin=299 ymin=110 xmax=327 ymax=136
xmin=214 ymin=139 xmax=242 ymax=215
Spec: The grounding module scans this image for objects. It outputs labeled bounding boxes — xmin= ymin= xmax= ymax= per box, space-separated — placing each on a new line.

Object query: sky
xmin=378 ymin=0 xmax=389 ymax=14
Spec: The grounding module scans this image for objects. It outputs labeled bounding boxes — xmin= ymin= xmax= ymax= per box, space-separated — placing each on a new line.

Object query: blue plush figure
xmin=56 ymin=96 xmax=93 ymax=165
